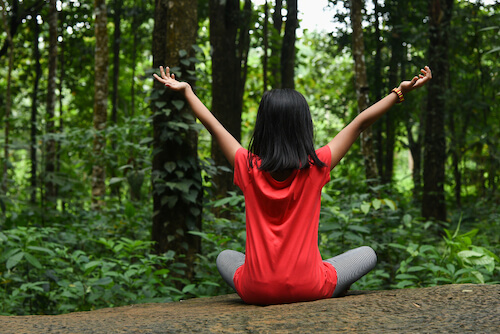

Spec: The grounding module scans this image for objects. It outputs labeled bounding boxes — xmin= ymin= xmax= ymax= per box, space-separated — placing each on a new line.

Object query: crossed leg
xmin=216 ymin=246 xmax=377 ymax=298
xmin=324 ymin=246 xmax=377 ymax=297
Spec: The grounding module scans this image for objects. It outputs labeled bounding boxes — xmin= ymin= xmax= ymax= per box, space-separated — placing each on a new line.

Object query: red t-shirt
xmin=233 ymin=146 xmax=337 ymax=305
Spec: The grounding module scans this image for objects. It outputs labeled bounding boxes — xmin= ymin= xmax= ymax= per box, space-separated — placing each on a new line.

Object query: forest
xmin=0 ymin=0 xmax=499 ymax=315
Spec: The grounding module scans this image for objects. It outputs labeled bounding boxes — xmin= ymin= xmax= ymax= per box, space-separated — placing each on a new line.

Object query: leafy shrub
xmin=390 ymin=220 xmax=500 ymax=288
xmin=0 ymin=227 xmax=182 ymax=315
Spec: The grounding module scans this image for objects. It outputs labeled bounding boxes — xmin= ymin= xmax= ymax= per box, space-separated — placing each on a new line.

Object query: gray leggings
xmin=216 ymin=246 xmax=377 ymax=298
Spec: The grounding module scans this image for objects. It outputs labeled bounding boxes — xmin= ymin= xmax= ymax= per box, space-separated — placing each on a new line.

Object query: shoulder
xmin=315 ymin=146 xmax=332 ymax=166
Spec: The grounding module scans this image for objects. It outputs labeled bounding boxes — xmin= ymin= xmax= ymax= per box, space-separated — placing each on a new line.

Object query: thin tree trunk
xmin=110 ymin=0 xmax=122 ymax=198
xmin=30 ymin=16 xmax=41 ymax=205
xmin=373 ymin=0 xmax=384 ymax=178
xmin=92 ymin=0 xmax=109 ymax=208
xmin=422 ymin=0 xmax=453 ymax=222
xmin=130 ymin=3 xmax=138 ymax=117
xmin=45 ymin=0 xmax=58 ymax=208
xmin=58 ymin=38 xmax=65 ymax=211
xmin=271 ymin=0 xmax=283 ymax=88
xmin=209 ymin=0 xmax=251 ymax=200
xmin=111 ymin=0 xmax=121 ymax=126
xmin=280 ymin=0 xmax=297 ymax=89
xmin=1 ymin=2 xmax=13 ymax=194
xmin=349 ymin=0 xmax=379 ymax=183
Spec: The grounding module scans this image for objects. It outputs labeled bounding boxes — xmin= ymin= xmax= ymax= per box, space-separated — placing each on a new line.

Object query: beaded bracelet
xmin=392 ymin=88 xmax=405 ymax=103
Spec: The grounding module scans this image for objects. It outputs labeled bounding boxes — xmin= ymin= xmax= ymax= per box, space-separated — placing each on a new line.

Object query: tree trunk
xmin=30 ymin=16 xmax=41 ymax=205
xmin=263 ymin=0 xmax=269 ymax=93
xmin=373 ymin=0 xmax=384 ymax=178
xmin=209 ymin=0 xmax=251 ymax=200
xmin=111 ymin=0 xmax=121 ymax=126
xmin=58 ymin=38 xmax=65 ymax=211
xmin=422 ymin=0 xmax=453 ymax=222
xmin=45 ymin=0 xmax=58 ymax=208
xmin=1 ymin=2 xmax=13 ymax=194
xmin=349 ymin=0 xmax=379 ymax=183
xmin=280 ymin=0 xmax=297 ymax=89
xmin=92 ymin=0 xmax=109 ymax=209
xmin=270 ymin=0 xmax=283 ymax=88
xmin=110 ymin=0 xmax=122 ymax=199
xmin=151 ymin=0 xmax=201 ymax=283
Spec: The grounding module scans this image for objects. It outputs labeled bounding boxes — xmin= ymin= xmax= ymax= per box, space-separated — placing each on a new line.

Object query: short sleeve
xmin=315 ymin=146 xmax=331 ymax=186
xmin=234 ymin=147 xmax=250 ymax=190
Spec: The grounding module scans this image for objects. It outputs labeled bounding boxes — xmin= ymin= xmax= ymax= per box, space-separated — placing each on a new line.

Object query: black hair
xmin=248 ymin=89 xmax=326 ymax=172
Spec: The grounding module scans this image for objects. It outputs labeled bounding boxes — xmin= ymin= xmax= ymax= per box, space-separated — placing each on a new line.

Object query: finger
xmin=425 ymin=66 xmax=432 ymax=78
xmin=165 ymin=66 xmax=171 ymax=78
xmin=160 ymin=66 xmax=167 ymax=79
xmin=172 ymin=73 xmax=176 ymax=80
xmin=153 ymin=73 xmax=165 ymax=83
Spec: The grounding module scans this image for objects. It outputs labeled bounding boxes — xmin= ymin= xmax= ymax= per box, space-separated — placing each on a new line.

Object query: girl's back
xmin=232 ymin=146 xmax=337 ymax=305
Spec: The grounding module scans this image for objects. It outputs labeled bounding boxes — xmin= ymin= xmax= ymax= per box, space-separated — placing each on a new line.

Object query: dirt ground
xmin=1 ymin=284 xmax=499 ymax=333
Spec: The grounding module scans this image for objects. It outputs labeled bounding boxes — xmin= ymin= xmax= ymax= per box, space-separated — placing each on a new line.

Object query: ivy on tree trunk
xmin=151 ymin=0 xmax=202 ymax=283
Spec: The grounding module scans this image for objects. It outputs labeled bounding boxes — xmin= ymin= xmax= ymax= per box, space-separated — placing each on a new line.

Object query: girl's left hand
xmin=153 ymin=66 xmax=190 ymax=92
xmin=399 ymin=66 xmax=432 ymax=94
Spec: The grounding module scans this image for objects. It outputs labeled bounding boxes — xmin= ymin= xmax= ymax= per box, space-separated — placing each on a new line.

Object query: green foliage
xmin=0 ymin=0 xmax=499 ymax=316
xmin=391 ymin=220 xmax=500 ymax=288
xmin=0 ymin=226 xmax=187 ymax=315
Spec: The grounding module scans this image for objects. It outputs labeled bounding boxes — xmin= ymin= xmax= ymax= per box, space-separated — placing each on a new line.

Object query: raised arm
xmin=153 ymin=66 xmax=242 ymax=167
xmin=327 ymin=66 xmax=432 ymax=170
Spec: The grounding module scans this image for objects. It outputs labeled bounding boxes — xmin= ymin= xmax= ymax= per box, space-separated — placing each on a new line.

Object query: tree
xmin=30 ymin=14 xmax=41 ymax=205
xmin=109 ymin=0 xmax=122 ymax=198
xmin=44 ymin=0 xmax=58 ymax=207
xmin=349 ymin=0 xmax=379 ymax=182
xmin=1 ymin=0 xmax=14 ymax=194
xmin=280 ymin=0 xmax=298 ymax=89
xmin=263 ymin=0 xmax=298 ymax=89
xmin=422 ymin=0 xmax=453 ymax=222
xmin=151 ymin=0 xmax=202 ymax=282
xmin=208 ymin=0 xmax=251 ymax=200
xmin=92 ymin=0 xmax=109 ymax=208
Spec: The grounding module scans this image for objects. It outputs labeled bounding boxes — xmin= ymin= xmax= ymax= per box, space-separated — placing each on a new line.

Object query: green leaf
xmin=457 ymin=250 xmax=483 ymax=259
xmin=26 ymin=246 xmax=54 ymax=256
xmin=164 ymin=162 xmax=176 ymax=173
xmin=383 ymin=198 xmax=397 ymax=211
xmin=155 ymin=101 xmax=167 ymax=109
xmin=360 ymin=202 xmax=370 ymax=214
xmin=84 ymin=260 xmax=102 ymax=271
xmin=182 ymin=284 xmax=196 ymax=294
xmin=403 ymin=214 xmax=412 ymax=227
xmin=91 ymin=277 xmax=113 ymax=286
xmin=24 ymin=253 xmax=42 ymax=269
xmin=372 ymin=198 xmax=381 ymax=210
xmin=347 ymin=224 xmax=370 ymax=234
xmin=7 ymin=251 xmax=24 ymax=269
xmin=179 ymin=49 xmax=188 ymax=57
xmin=395 ymin=273 xmax=419 ymax=280
xmin=470 ymin=270 xmax=485 ymax=284
xmin=172 ymin=100 xmax=185 ymax=111
xmin=109 ymin=177 xmax=125 ymax=185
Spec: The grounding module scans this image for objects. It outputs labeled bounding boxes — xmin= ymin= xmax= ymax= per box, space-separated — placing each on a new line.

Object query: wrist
xmin=391 ymin=87 xmax=404 ymax=104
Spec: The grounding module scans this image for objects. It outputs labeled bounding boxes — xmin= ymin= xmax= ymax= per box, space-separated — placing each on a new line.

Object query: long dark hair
xmin=248 ymin=89 xmax=326 ymax=172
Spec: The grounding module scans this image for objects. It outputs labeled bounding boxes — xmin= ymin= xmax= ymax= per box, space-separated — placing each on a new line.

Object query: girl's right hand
xmin=153 ymin=66 xmax=190 ymax=92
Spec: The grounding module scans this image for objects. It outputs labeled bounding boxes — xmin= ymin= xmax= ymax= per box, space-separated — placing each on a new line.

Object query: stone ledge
xmin=1 ymin=284 xmax=499 ymax=333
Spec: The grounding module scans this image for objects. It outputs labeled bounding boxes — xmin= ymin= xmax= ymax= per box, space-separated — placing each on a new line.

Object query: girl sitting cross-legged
xmin=153 ymin=65 xmax=432 ymax=305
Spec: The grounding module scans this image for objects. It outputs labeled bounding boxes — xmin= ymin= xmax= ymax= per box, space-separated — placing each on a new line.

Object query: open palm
xmin=153 ymin=66 xmax=189 ymax=91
